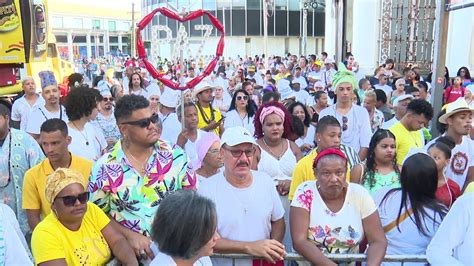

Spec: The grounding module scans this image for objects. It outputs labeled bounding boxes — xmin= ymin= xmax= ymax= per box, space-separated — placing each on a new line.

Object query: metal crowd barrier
xmin=212 ymin=253 xmax=428 ymax=265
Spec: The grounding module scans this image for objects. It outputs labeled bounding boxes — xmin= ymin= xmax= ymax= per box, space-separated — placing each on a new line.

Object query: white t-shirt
xmin=293 ymin=76 xmax=308 ymax=90
xmin=184 ymin=130 xmax=205 ymax=163
xmin=293 ymin=89 xmax=311 ymax=105
xmin=427 ymin=192 xmax=474 ymax=266
xmin=68 ymin=122 xmax=107 ymax=161
xmin=374 ymin=84 xmax=393 ymax=97
xmin=198 ymin=171 xmax=285 ymax=266
xmin=319 ymin=104 xmax=372 ymax=153
xmin=425 ymin=135 xmax=474 ymax=188
xmin=0 ymin=204 xmax=33 ymax=265
xmin=295 ymin=125 xmax=316 ymax=151
xmin=11 ymin=95 xmax=45 ymax=131
xmin=25 ymin=105 xmax=69 ymax=135
xmin=374 ymin=187 xmax=443 ymax=266
xmin=149 ymin=243 xmax=212 ymax=266
xmin=223 ymin=110 xmax=255 ymax=136
xmin=159 ymin=112 xmax=182 ymax=144
xmin=291 ymin=182 xmax=376 ymax=254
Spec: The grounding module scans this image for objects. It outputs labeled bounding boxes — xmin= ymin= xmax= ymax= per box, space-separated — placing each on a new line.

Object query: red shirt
xmin=444 ymin=86 xmax=465 ymax=104
xmin=435 ymin=178 xmax=461 ymax=208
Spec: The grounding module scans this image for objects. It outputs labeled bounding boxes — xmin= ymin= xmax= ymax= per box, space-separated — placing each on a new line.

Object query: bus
xmin=0 ymin=0 xmax=73 ymax=96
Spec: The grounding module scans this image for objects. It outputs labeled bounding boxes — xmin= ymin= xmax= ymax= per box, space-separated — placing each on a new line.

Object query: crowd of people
xmin=0 ymin=50 xmax=473 ymax=266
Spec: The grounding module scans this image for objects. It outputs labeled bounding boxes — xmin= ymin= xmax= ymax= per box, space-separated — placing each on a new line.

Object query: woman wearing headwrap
xmin=193 ymin=132 xmax=223 ymax=183
xmin=318 ymin=63 xmax=372 ymax=160
xmin=253 ymin=101 xmax=302 ymax=252
xmin=31 ymin=168 xmax=138 ymax=266
xmin=291 ymin=148 xmax=387 ymax=265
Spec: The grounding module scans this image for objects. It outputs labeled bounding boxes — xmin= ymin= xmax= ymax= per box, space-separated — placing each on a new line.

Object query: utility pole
xmin=302 ymin=1 xmax=308 ymax=56
xmin=430 ymin=0 xmax=450 ymax=138
xmin=131 ymin=2 xmax=136 ymax=58
xmin=263 ymin=1 xmax=268 ymax=68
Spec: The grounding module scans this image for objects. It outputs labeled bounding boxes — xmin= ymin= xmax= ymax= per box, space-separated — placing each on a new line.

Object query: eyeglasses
xmin=102 ymin=97 xmax=114 ymax=102
xmin=207 ymin=149 xmax=220 ymax=155
xmin=56 ymin=192 xmax=89 ymax=207
xmin=236 ymin=95 xmax=249 ymax=101
xmin=223 ymin=146 xmax=255 ymax=158
xmin=342 ymin=116 xmax=348 ymax=131
xmin=121 ymin=113 xmax=160 ymax=128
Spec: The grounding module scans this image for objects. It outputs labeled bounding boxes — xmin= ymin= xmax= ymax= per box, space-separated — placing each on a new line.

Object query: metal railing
xmin=212 ymin=253 xmax=428 ymax=265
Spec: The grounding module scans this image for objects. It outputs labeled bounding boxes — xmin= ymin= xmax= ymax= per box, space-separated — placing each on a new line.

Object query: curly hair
xmin=407 ymin=99 xmax=434 ymax=121
xmin=288 ymin=101 xmax=311 ymax=127
xmin=64 ymin=87 xmax=99 ymax=121
xmin=364 ymin=129 xmax=399 ymax=190
xmin=254 ymin=101 xmax=293 ymax=139
xmin=114 ymin=94 xmax=150 ymax=122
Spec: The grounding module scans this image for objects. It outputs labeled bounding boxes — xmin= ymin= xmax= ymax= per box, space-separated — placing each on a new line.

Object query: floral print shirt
xmin=89 ymin=140 xmax=196 ymax=236
xmin=291 ymin=182 xmax=376 ymax=254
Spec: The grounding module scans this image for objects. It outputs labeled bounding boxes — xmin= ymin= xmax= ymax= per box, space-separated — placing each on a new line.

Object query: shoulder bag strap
xmin=383 ymin=207 xmax=414 ymax=233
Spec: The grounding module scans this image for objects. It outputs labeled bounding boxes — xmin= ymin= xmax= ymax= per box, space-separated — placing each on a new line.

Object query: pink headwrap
xmin=191 ymin=132 xmax=220 ymax=170
xmin=259 ymin=106 xmax=285 ymax=124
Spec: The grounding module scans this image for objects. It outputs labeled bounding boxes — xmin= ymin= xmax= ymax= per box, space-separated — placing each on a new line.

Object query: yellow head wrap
xmin=45 ymin=168 xmax=88 ymax=205
xmin=332 ymin=62 xmax=357 ymax=89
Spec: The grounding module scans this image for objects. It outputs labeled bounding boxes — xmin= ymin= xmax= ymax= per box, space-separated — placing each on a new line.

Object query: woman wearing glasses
xmin=31 ymin=168 xmax=137 ymax=266
xmin=193 ymin=132 xmax=223 ymax=183
xmin=224 ymin=89 xmax=256 ymax=135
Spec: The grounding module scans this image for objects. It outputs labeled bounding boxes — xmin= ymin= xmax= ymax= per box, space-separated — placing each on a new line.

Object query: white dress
xmin=257 ymin=140 xmax=297 ymax=252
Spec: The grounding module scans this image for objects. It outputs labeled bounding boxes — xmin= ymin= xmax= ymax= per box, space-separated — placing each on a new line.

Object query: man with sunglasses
xmin=199 ymin=126 xmax=286 ymax=265
xmin=91 ymin=85 xmax=121 ymax=149
xmin=89 ymin=94 xmax=196 ymax=261
xmin=23 ymin=119 xmax=93 ymax=231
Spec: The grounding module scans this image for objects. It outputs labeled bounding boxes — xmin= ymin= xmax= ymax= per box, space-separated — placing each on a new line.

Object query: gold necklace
xmin=124 ymin=147 xmax=148 ymax=173
xmin=262 ymin=137 xmax=285 ymax=160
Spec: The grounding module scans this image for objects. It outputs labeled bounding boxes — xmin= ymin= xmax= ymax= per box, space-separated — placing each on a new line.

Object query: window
xmin=108 ymin=21 xmax=116 ymax=31
xmin=92 ymin=19 xmax=100 ymax=30
xmin=275 ymin=0 xmax=287 ymax=10
xmin=246 ymin=0 xmax=260 ymax=10
xmin=203 ymin=0 xmax=216 ymax=10
xmin=289 ymin=0 xmax=300 ymax=11
xmin=217 ymin=0 xmax=231 ymax=9
xmin=51 ymin=16 xmax=63 ymax=28
xmin=232 ymin=0 xmax=245 ymax=9
xmin=72 ymin=18 xmax=83 ymax=29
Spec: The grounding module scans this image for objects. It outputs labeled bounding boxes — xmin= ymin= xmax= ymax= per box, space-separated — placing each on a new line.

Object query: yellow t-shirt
xmin=196 ymin=104 xmax=223 ymax=136
xmin=389 ymin=122 xmax=423 ymax=166
xmin=22 ymin=155 xmax=93 ymax=218
xmin=32 ymin=202 xmax=111 ymax=265
xmin=464 ymin=182 xmax=474 ymax=193
xmin=289 ymin=149 xmax=350 ymax=201
xmin=275 ymin=73 xmax=291 ymax=83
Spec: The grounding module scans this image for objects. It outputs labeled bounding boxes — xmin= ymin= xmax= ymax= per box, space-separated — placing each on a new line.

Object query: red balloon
xmin=136 ymin=7 xmax=225 ymax=92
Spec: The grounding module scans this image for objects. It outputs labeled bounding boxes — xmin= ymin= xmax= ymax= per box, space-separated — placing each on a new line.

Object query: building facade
xmin=48 ymin=0 xmax=135 ymax=62
xmin=140 ymin=0 xmax=326 ymax=61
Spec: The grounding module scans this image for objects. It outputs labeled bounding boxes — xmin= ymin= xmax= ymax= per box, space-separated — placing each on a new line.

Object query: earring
xmin=316 ymin=181 xmax=321 ymax=189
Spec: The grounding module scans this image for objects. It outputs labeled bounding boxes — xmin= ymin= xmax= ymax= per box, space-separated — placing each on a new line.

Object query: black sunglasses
xmin=56 ymin=192 xmax=89 ymax=207
xmin=121 ymin=113 xmax=160 ymax=128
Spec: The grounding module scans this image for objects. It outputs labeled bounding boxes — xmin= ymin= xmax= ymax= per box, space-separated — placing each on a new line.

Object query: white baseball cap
xmin=393 ymin=94 xmax=414 ymax=107
xmin=220 ymin=126 xmax=256 ymax=147
xmin=159 ymin=87 xmax=179 ymax=108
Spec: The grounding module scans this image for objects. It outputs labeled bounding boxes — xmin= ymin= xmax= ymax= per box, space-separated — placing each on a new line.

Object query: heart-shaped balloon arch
xmin=136 ymin=8 xmax=225 ymax=91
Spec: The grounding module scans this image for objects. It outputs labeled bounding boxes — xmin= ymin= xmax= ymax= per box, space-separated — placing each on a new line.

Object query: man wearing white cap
xmin=198 ymin=126 xmax=286 ymax=266
xmin=91 ymin=82 xmax=121 ymax=148
xmin=321 ymin=58 xmax=336 ymax=89
xmin=194 ymin=81 xmax=223 ymax=136
xmin=159 ymin=88 xmax=181 ymax=144
xmin=382 ymin=94 xmax=414 ymax=129
xmin=425 ymin=98 xmax=474 ymax=190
